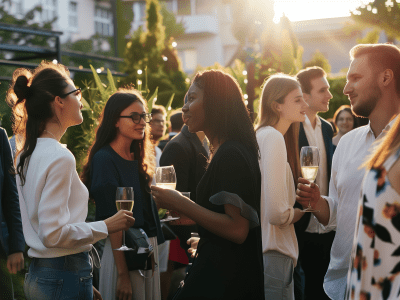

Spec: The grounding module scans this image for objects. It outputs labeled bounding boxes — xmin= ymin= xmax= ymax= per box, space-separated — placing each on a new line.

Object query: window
xmin=69 ymin=1 xmax=78 ymax=28
xmin=95 ymin=7 xmax=113 ymax=36
xmin=42 ymin=0 xmax=57 ymax=22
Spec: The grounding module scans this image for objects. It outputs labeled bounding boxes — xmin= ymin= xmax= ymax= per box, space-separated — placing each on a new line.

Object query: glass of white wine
xmin=155 ymin=166 xmax=178 ymax=221
xmin=114 ymin=187 xmax=134 ymax=251
xmin=300 ymin=146 xmax=320 ymax=213
xmin=155 ymin=166 xmax=177 ymax=190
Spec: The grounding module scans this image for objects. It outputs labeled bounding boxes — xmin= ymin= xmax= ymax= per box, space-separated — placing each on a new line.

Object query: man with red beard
xmin=296 ymin=43 xmax=400 ymax=300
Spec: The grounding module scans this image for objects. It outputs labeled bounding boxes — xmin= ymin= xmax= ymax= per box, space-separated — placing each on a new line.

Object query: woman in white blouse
xmin=6 ymin=62 xmax=135 ymax=300
xmin=255 ymin=74 xmax=308 ymax=300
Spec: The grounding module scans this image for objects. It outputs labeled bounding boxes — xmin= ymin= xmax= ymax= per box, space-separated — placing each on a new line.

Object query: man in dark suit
xmin=159 ymin=124 xmax=208 ymax=252
xmin=158 ymin=111 xmax=184 ymax=151
xmin=0 ymin=127 xmax=25 ymax=300
xmin=295 ymin=67 xmax=335 ymax=300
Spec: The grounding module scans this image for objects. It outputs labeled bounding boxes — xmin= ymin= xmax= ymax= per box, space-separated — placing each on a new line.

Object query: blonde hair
xmin=364 ymin=116 xmax=400 ymax=170
xmin=256 ymin=74 xmax=302 ymax=185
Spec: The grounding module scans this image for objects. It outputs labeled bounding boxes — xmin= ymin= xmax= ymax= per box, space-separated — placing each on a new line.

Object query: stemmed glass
xmin=114 ymin=187 xmax=134 ymax=251
xmin=154 ymin=166 xmax=179 ymax=222
xmin=300 ymin=146 xmax=320 ymax=213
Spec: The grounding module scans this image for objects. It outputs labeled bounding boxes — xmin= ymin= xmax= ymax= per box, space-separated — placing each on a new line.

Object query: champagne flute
xmin=155 ymin=166 xmax=177 ymax=219
xmin=300 ymin=146 xmax=320 ymax=213
xmin=114 ymin=187 xmax=134 ymax=251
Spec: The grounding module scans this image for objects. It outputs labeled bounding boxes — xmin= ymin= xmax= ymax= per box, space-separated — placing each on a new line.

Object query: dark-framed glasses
xmin=60 ymin=87 xmax=82 ymax=99
xmin=120 ymin=113 xmax=152 ymax=124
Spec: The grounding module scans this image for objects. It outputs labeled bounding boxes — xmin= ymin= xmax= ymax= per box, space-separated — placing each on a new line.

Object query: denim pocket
xmin=24 ymin=273 xmax=63 ymax=300
xmin=78 ymin=273 xmax=93 ymax=300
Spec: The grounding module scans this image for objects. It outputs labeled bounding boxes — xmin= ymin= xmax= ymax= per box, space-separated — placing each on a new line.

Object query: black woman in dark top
xmin=151 ymin=70 xmax=264 ymax=300
xmin=82 ymin=89 xmax=164 ymax=300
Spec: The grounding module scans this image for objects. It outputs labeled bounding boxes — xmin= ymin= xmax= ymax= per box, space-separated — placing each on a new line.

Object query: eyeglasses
xmin=120 ymin=113 xmax=152 ymax=124
xmin=60 ymin=88 xmax=81 ymax=99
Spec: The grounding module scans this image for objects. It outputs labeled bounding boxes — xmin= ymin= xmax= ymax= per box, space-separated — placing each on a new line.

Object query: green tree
xmin=123 ymin=0 xmax=188 ymax=108
xmin=351 ymin=0 xmax=400 ymax=42
xmin=303 ymin=50 xmax=332 ymax=74
xmin=356 ymin=28 xmax=381 ymax=44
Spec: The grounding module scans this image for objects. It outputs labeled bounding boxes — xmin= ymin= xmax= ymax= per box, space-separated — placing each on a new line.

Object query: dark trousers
xmin=300 ymin=231 xmax=335 ymax=300
xmin=0 ymin=249 xmax=14 ymax=300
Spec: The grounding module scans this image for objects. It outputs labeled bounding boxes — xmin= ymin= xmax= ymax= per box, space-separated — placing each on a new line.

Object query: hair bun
xmin=14 ymin=75 xmax=32 ymax=101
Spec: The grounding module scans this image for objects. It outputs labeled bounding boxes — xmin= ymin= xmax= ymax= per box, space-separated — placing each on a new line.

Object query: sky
xmin=273 ymin=0 xmax=373 ymax=22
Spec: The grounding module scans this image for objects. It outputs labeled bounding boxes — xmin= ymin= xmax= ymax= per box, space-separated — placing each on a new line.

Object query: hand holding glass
xmin=300 ymin=146 xmax=320 ymax=212
xmin=114 ymin=187 xmax=134 ymax=251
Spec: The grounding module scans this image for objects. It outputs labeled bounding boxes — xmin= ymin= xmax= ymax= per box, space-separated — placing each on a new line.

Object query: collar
xmin=366 ymin=114 xmax=399 ymax=138
xmin=304 ymin=114 xmax=321 ymax=128
xmin=169 ymin=132 xmax=178 ymax=138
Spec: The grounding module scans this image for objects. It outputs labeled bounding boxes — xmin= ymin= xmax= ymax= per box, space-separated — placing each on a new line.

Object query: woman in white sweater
xmin=255 ymin=74 xmax=308 ymax=300
xmin=6 ymin=62 xmax=135 ymax=300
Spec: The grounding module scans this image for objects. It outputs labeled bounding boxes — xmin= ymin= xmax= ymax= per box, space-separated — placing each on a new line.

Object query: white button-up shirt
xmin=302 ymin=115 xmax=329 ymax=197
xmin=302 ymin=115 xmax=332 ymax=234
xmin=322 ymin=116 xmax=398 ymax=300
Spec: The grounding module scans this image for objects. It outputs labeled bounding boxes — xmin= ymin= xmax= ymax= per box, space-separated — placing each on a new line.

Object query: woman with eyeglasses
xmin=6 ymin=62 xmax=135 ymax=300
xmin=82 ymin=89 xmax=164 ymax=300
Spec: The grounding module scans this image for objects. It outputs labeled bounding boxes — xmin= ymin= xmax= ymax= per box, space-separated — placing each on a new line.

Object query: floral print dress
xmin=346 ymin=148 xmax=400 ymax=300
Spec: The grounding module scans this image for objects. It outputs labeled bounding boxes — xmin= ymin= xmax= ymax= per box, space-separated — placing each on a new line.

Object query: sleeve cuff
xmin=279 ymin=206 xmax=294 ymax=228
xmin=320 ymin=196 xmax=336 ymax=231
xmin=209 ymin=191 xmax=260 ymax=229
xmin=91 ymin=221 xmax=109 ymax=241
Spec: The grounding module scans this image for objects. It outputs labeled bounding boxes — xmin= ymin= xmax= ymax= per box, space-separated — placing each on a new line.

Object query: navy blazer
xmin=160 ymin=125 xmax=208 ymax=252
xmin=295 ymin=118 xmax=334 ymax=234
xmin=160 ymin=125 xmax=208 ymax=203
xmin=0 ymin=128 xmax=25 ymax=257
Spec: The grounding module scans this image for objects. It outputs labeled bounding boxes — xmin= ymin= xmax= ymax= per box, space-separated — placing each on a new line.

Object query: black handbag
xmin=124 ymin=227 xmax=154 ymax=274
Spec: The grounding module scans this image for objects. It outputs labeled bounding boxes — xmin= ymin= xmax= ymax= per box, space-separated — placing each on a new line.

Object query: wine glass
xmin=300 ymin=146 xmax=320 ymax=213
xmin=155 ymin=166 xmax=177 ymax=190
xmin=155 ymin=166 xmax=177 ymax=220
xmin=114 ymin=187 xmax=134 ymax=251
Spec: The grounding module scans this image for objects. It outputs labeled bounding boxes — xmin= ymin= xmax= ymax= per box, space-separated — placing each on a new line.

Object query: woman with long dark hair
xmin=150 ymin=70 xmax=264 ymax=299
xmin=81 ymin=89 xmax=164 ymax=300
xmin=6 ymin=61 xmax=135 ymax=299
xmin=255 ymin=74 xmax=308 ymax=299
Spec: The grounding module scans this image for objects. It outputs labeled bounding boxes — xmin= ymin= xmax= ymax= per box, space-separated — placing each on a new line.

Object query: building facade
xmin=132 ymin=0 xmax=238 ymax=74
xmin=4 ymin=0 xmax=393 ymax=75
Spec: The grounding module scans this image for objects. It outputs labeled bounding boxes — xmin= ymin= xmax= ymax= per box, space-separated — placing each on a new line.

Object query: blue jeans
xmin=24 ymin=252 xmax=93 ymax=300
xmin=263 ymin=251 xmax=295 ymax=300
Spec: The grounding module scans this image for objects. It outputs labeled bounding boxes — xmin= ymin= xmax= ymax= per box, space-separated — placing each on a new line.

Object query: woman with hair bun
xmin=7 ymin=61 xmax=135 ymax=300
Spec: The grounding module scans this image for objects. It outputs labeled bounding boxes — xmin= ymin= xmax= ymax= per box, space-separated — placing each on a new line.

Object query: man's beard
xmin=351 ymin=84 xmax=381 ymax=118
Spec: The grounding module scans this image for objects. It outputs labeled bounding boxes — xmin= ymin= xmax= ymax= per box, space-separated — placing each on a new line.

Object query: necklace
xmin=43 ymin=129 xmax=58 ymax=140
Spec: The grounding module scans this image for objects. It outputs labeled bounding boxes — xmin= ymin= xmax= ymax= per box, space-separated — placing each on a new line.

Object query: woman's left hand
xmin=151 ymin=185 xmax=183 ymax=211
xmin=93 ymin=286 xmax=103 ymax=300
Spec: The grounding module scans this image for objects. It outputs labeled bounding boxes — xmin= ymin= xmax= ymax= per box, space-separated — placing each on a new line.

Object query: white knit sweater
xmin=17 ymin=138 xmax=108 ymax=258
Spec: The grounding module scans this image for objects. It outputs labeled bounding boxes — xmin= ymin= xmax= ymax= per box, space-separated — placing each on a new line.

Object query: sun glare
xmin=273 ymin=0 xmax=372 ymax=22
